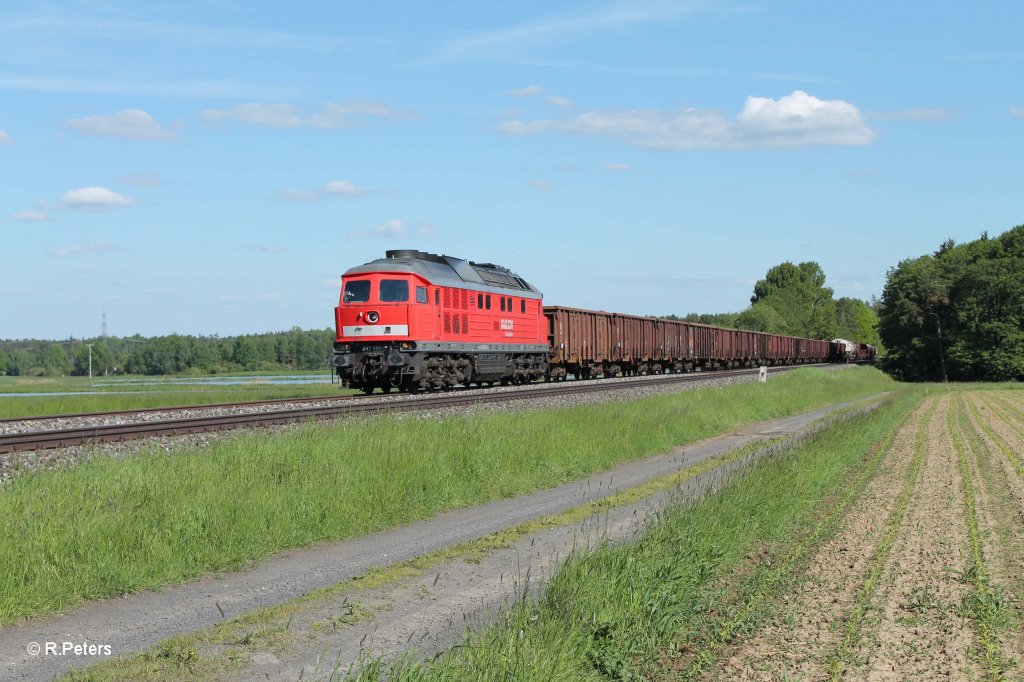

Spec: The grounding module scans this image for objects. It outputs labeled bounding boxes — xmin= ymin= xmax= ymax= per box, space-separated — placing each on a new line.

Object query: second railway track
xmin=0 ymin=364 xmax=832 ymax=454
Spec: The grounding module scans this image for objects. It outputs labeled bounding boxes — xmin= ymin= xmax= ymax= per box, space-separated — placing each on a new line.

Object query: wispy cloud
xmin=66 ymin=109 xmax=178 ymax=140
xmin=873 ymin=107 xmax=959 ymax=121
xmin=529 ymin=179 xmax=554 ymax=191
xmin=0 ymin=74 xmax=280 ymax=99
xmin=0 ymin=129 xmax=11 ymax=144
xmin=603 ymin=162 xmax=631 ymax=172
xmin=433 ymin=2 xmax=711 ymax=62
xmin=1012 ymin=106 xmax=1024 ymax=118
xmin=119 ymin=171 xmax=163 ymax=188
xmin=348 ymin=219 xmax=438 ymax=239
xmin=257 ymin=244 xmax=287 ymax=254
xmin=201 ymin=100 xmax=416 ymax=129
xmin=509 ymin=85 xmax=543 ymax=97
xmin=10 ymin=210 xmax=47 ymax=222
xmin=275 ymin=179 xmax=383 ymax=203
xmin=0 ymin=15 xmax=385 ymax=53
xmin=498 ymin=90 xmax=876 ymax=150
xmin=51 ymin=242 xmax=113 ymax=257
xmin=547 ymin=96 xmax=573 ymax=109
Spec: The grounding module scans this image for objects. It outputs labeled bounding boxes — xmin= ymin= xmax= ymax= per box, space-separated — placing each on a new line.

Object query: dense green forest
xmin=878 ymin=224 xmax=1024 ymax=382
xmin=0 ymin=328 xmax=335 ymax=377
xmin=677 ymin=261 xmax=881 ymax=346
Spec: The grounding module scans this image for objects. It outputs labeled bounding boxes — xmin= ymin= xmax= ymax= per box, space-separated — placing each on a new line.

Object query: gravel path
xmin=0 ymin=392 xmax=879 ymax=681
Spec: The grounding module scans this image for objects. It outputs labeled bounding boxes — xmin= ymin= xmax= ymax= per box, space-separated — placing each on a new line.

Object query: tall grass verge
xmin=354 ymin=386 xmax=920 ymax=681
xmin=0 ymin=367 xmax=894 ymax=626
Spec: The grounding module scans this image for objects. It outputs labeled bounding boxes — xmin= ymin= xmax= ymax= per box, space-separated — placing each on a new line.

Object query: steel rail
xmin=0 ymin=364 xmax=831 ymax=454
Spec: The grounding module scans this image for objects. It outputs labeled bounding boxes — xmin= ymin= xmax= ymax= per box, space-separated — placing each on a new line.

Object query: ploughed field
xmin=366 ymin=388 xmax=1024 ymax=681
xmin=706 ymin=390 xmax=1024 ymax=680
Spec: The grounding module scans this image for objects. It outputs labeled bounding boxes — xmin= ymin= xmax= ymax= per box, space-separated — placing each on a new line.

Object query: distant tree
xmin=835 ymin=297 xmax=880 ymax=346
xmin=43 ymin=344 xmax=70 ymax=376
xmin=879 ymin=224 xmax=1024 ymax=381
xmin=231 ymin=336 xmax=259 ymax=370
xmin=741 ymin=262 xmax=837 ymax=338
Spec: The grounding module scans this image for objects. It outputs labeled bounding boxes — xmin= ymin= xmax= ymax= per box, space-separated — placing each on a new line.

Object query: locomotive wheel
xmin=361 ymin=385 xmax=374 ymax=395
xmin=381 ymin=384 xmax=393 ymax=394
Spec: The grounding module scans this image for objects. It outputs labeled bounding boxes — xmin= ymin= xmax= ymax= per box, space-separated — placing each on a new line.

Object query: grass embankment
xmin=0 ymin=367 xmax=893 ymax=626
xmin=0 ymin=376 xmax=348 ymax=419
xmin=353 ymin=386 xmax=921 ymax=681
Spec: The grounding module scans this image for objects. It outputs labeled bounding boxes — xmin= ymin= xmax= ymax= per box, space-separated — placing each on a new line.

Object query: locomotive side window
xmin=485 ymin=294 xmax=491 ymax=310
xmin=521 ymin=299 xmax=526 ymax=313
xmin=477 ymin=294 xmax=483 ymax=309
xmin=343 ymin=280 xmax=370 ymax=303
xmin=379 ymin=279 xmax=409 ymax=302
xmin=500 ymin=297 xmax=505 ymax=312
xmin=416 ymin=286 xmax=428 ymax=304
xmin=435 ymin=289 xmax=440 ymax=305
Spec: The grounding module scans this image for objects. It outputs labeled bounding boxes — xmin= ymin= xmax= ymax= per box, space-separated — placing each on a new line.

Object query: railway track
xmin=0 ymin=364 xmax=831 ymax=454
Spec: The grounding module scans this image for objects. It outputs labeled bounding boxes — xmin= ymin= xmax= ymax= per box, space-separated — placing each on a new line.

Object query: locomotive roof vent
xmin=385 ymin=249 xmax=446 ymax=264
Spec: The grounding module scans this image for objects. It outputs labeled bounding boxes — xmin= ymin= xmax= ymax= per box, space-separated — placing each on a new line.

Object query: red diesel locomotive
xmin=332 ymin=250 xmax=869 ymax=393
xmin=332 ymin=250 xmax=548 ymax=393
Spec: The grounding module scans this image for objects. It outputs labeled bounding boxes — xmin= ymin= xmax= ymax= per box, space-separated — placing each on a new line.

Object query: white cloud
xmin=499 ymin=91 xmax=875 ymax=149
xmin=275 ymin=179 xmax=372 ymax=202
xmin=509 ymin=85 xmax=543 ymax=97
xmin=0 ymin=129 xmax=11 ymax=144
xmin=10 ymin=210 xmax=48 ymax=221
xmin=259 ymin=293 xmax=282 ymax=301
xmin=547 ymin=96 xmax=573 ymax=109
xmin=200 ymin=100 xmax=414 ymax=129
xmin=603 ymin=162 xmax=631 ymax=172
xmin=258 ymin=244 xmax=287 ymax=254
xmin=873 ymin=107 xmax=959 ymax=121
xmin=51 ymin=242 xmax=113 ymax=257
xmin=529 ymin=179 xmax=553 ymax=191
xmin=323 ymin=180 xmax=365 ymax=197
xmin=1012 ymin=106 xmax=1024 ymax=118
xmin=218 ymin=294 xmax=248 ymax=302
xmin=416 ymin=222 xmax=439 ymax=237
xmin=349 ymin=218 xmax=410 ymax=239
xmin=65 ymin=109 xmax=177 ymax=140
xmin=59 ymin=187 xmax=132 ymax=210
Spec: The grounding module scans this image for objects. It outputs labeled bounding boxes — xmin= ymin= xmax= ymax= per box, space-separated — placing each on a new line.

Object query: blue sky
xmin=2 ymin=1 xmax=1021 ymax=339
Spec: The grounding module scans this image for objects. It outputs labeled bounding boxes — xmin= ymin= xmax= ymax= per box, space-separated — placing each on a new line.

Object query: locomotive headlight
xmin=366 ymin=311 xmax=379 ymax=323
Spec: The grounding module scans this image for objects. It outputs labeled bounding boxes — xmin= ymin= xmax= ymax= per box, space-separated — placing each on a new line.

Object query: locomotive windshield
xmin=342 ymin=280 xmax=370 ymax=303
xmin=379 ymin=279 xmax=409 ymax=302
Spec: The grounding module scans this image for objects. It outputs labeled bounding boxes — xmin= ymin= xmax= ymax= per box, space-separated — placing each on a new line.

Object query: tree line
xmin=878 ymin=224 xmax=1024 ymax=382
xmin=0 ymin=328 xmax=335 ymax=377
xmin=673 ymin=261 xmax=881 ymax=346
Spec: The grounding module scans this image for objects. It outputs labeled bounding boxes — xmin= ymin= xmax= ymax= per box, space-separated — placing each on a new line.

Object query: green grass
xmin=0 ymin=373 xmax=351 ymax=419
xmin=351 ymin=385 xmax=920 ymax=681
xmin=0 ymin=366 xmax=895 ymax=626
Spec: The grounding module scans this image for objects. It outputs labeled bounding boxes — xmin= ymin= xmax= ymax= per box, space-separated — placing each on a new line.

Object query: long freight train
xmin=331 ymin=250 xmax=875 ymax=394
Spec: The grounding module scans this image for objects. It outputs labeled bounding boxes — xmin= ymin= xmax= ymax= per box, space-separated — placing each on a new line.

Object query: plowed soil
xmin=705 ymin=391 xmax=1024 ymax=681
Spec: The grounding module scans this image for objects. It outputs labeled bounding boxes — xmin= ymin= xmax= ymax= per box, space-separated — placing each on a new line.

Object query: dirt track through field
xmin=706 ymin=391 xmax=1024 ymax=681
